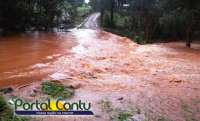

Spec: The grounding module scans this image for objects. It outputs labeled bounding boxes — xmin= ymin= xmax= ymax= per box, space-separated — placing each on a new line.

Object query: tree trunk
xmin=100 ymin=8 xmax=104 ymax=26
xmin=186 ymin=28 xmax=192 ymax=48
xmin=186 ymin=12 xmax=194 ymax=48
xmin=145 ymin=28 xmax=149 ymax=43
xmin=110 ymin=0 xmax=114 ymax=26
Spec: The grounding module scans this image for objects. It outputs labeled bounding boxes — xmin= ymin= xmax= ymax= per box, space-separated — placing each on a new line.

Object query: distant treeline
xmin=90 ymin=0 xmax=200 ymax=47
xmin=0 ymin=0 xmax=86 ymax=33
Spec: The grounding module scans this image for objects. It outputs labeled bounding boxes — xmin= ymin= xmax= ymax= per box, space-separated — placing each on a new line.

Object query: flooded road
xmin=0 ymin=14 xmax=200 ymax=121
xmin=81 ymin=13 xmax=100 ymax=29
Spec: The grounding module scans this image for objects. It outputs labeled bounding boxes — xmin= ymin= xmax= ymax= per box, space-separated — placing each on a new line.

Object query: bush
xmin=118 ymin=112 xmax=132 ymax=121
xmin=0 ymin=95 xmax=28 ymax=121
xmin=114 ymin=13 xmax=130 ymax=29
xmin=42 ymin=81 xmax=74 ymax=99
xmin=102 ymin=12 xmax=112 ymax=27
xmin=77 ymin=4 xmax=91 ymax=17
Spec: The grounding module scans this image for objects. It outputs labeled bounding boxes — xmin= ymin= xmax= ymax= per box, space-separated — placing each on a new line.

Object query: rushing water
xmin=0 ymin=31 xmax=77 ymax=87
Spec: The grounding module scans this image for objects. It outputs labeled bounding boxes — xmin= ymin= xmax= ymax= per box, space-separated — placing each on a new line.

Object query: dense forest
xmin=90 ymin=0 xmax=200 ymax=47
xmin=0 ymin=0 xmax=90 ymax=32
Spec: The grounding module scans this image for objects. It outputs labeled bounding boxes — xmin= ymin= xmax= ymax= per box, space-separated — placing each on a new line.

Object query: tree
xmin=162 ymin=0 xmax=200 ymax=47
xmin=0 ymin=0 xmax=78 ymax=33
xmin=129 ymin=0 xmax=161 ymax=43
xmin=96 ymin=0 xmax=200 ymax=46
xmin=181 ymin=0 xmax=200 ymax=48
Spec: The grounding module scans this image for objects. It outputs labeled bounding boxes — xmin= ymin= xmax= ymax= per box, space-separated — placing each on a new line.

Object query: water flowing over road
xmin=80 ymin=13 xmax=100 ymax=29
xmin=0 ymin=14 xmax=200 ymax=121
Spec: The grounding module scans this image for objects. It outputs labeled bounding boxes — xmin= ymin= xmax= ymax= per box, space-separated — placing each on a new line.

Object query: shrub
xmin=42 ymin=81 xmax=74 ymax=99
xmin=77 ymin=4 xmax=91 ymax=17
xmin=118 ymin=112 xmax=132 ymax=121
xmin=0 ymin=95 xmax=28 ymax=121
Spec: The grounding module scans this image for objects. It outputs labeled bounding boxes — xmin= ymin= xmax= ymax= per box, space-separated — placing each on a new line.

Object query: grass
xmin=117 ymin=112 xmax=132 ymax=121
xmin=101 ymin=100 xmax=113 ymax=112
xmin=100 ymin=99 xmax=174 ymax=121
xmin=157 ymin=117 xmax=170 ymax=121
xmin=181 ymin=101 xmax=198 ymax=121
xmin=100 ymin=100 xmax=133 ymax=121
xmin=0 ymin=95 xmax=28 ymax=121
xmin=41 ymin=81 xmax=74 ymax=99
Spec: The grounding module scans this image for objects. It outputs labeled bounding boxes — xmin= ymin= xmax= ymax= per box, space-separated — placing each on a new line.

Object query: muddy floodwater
xmin=0 ymin=31 xmax=76 ymax=86
xmin=0 ymin=28 xmax=200 ymax=121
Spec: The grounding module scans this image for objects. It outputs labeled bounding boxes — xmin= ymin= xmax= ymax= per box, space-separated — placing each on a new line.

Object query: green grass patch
xmin=117 ymin=112 xmax=132 ymax=121
xmin=42 ymin=81 xmax=74 ymax=99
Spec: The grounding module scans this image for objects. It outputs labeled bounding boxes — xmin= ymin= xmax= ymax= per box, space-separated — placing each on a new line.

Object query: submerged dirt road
xmin=0 ymin=14 xmax=200 ymax=121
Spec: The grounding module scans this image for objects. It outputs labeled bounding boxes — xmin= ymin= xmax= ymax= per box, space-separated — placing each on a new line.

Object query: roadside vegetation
xmin=100 ymin=99 xmax=183 ymax=121
xmin=90 ymin=0 xmax=200 ymax=47
xmin=0 ymin=95 xmax=28 ymax=121
xmin=75 ymin=4 xmax=92 ymax=25
xmin=0 ymin=0 xmax=91 ymax=34
xmin=77 ymin=4 xmax=91 ymax=17
xmin=100 ymin=100 xmax=142 ymax=121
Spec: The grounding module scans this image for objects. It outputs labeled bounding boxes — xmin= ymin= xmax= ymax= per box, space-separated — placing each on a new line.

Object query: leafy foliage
xmin=118 ymin=112 xmax=132 ymax=121
xmin=42 ymin=81 xmax=74 ymax=99
xmin=0 ymin=95 xmax=28 ymax=121
xmin=77 ymin=4 xmax=91 ymax=17
xmin=95 ymin=0 xmax=200 ymax=46
xmin=0 ymin=0 xmax=81 ymax=32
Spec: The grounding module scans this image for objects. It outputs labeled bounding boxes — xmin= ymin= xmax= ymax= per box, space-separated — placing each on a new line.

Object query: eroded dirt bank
xmin=0 ymin=29 xmax=200 ymax=121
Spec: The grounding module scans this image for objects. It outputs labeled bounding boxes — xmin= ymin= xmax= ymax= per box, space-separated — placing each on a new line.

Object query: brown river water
xmin=0 ymin=31 xmax=77 ymax=86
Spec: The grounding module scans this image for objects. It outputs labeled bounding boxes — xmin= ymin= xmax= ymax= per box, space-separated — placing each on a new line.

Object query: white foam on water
xmin=46 ymin=54 xmax=61 ymax=59
xmin=49 ymin=73 xmax=67 ymax=80
xmin=3 ymin=71 xmax=12 ymax=74
xmin=32 ymin=63 xmax=48 ymax=68
xmin=46 ymin=56 xmax=53 ymax=59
